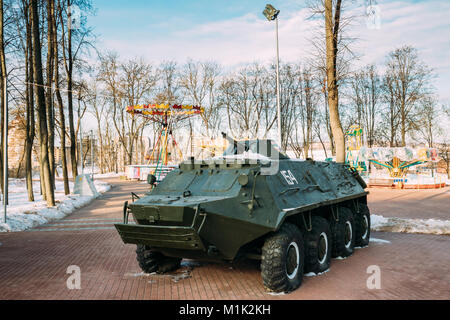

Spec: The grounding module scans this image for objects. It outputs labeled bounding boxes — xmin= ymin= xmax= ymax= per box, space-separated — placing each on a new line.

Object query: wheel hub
xmin=344 ymin=221 xmax=353 ymax=249
xmin=318 ymin=232 xmax=328 ymax=264
xmin=362 ymin=216 xmax=369 ymax=239
xmin=286 ymin=242 xmax=299 ymax=279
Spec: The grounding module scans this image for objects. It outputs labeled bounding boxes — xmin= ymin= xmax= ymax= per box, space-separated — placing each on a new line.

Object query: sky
xmin=87 ymin=0 xmax=450 ymax=103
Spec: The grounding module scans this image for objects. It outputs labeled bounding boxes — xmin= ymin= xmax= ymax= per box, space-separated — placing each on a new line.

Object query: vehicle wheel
xmin=304 ymin=216 xmax=332 ymax=274
xmin=136 ymin=244 xmax=181 ymax=274
xmin=331 ymin=207 xmax=355 ymax=258
xmin=354 ymin=203 xmax=371 ymax=247
xmin=261 ymin=223 xmax=305 ymax=293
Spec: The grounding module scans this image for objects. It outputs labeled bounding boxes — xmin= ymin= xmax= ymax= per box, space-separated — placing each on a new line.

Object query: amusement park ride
xmin=345 ymin=125 xmax=366 ymax=173
xmin=126 ymin=103 xmax=204 ymax=181
xmin=345 ymin=125 xmax=442 ymax=188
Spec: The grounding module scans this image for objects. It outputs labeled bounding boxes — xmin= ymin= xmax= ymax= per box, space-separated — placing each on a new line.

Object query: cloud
xmin=99 ymin=0 xmax=450 ymax=101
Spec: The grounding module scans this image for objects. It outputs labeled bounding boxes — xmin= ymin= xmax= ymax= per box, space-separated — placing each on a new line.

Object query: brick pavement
xmin=367 ymin=186 xmax=450 ymax=220
xmin=0 ymin=179 xmax=448 ymax=300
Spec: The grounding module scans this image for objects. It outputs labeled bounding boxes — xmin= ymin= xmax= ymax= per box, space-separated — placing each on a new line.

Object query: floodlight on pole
xmin=262 ymin=4 xmax=282 ymax=150
xmin=263 ymin=4 xmax=280 ymax=21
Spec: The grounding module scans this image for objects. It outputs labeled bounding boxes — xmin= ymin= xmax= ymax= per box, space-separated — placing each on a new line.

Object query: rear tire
xmin=331 ymin=207 xmax=355 ymax=258
xmin=304 ymin=216 xmax=332 ymax=274
xmin=136 ymin=245 xmax=181 ymax=274
xmin=355 ymin=203 xmax=371 ymax=247
xmin=261 ymin=223 xmax=305 ymax=293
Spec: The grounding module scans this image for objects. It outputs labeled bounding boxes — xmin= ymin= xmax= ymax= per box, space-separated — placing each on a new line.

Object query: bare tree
xmin=347 ymin=65 xmax=381 ymax=147
xmin=218 ymin=64 xmax=277 ymax=140
xmin=324 ymin=0 xmax=345 ymax=162
xmin=298 ymin=68 xmax=318 ymax=158
xmin=45 ymin=0 xmax=56 ymax=184
xmin=120 ymin=58 xmax=157 ymax=165
xmin=415 ymin=96 xmax=440 ymax=148
xmin=278 ymin=63 xmax=302 ymax=151
xmin=0 ymin=0 xmax=7 ymax=195
xmin=87 ymin=81 xmax=106 ymax=173
xmin=180 ymin=60 xmax=221 ymax=137
xmin=31 ymin=0 xmax=54 ymax=206
xmin=438 ymin=142 xmax=450 ymax=179
xmin=53 ymin=0 xmax=69 ymax=194
xmin=58 ymin=0 xmax=94 ymax=180
xmin=384 ymin=46 xmax=433 ymax=146
xmin=307 ymin=0 xmax=358 ymax=162
xmin=98 ymin=53 xmax=157 ymax=169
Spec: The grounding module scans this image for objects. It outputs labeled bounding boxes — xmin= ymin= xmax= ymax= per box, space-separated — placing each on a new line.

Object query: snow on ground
xmin=369 ymin=238 xmax=391 ymax=244
xmin=0 ymin=178 xmax=111 ymax=233
xmin=56 ymin=166 xmax=125 ymax=179
xmin=91 ymin=172 xmax=126 ymax=179
xmin=371 ymin=214 xmax=450 ymax=235
xmin=267 ymin=291 xmax=287 ymax=296
xmin=305 ymin=269 xmax=330 ymax=277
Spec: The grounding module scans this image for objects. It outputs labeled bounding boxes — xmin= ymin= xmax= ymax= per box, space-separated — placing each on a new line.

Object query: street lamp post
xmin=263 ymin=4 xmax=282 ymax=150
xmin=3 ymin=77 xmax=7 ymax=223
xmin=90 ymin=130 xmax=94 ymax=181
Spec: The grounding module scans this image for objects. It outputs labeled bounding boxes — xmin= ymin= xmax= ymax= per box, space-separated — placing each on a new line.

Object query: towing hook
xmin=123 ymin=201 xmax=129 ymax=224
xmin=183 ymin=190 xmax=192 ymax=198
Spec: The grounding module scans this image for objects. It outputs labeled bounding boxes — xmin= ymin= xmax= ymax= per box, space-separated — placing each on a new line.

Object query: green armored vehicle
xmin=115 ymin=136 xmax=370 ymax=292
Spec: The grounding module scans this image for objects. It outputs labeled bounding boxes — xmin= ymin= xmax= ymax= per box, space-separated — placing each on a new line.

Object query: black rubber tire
xmin=354 ymin=203 xmax=371 ymax=247
xmin=261 ymin=223 xmax=305 ymax=293
xmin=136 ymin=245 xmax=181 ymax=274
xmin=330 ymin=207 xmax=355 ymax=258
xmin=304 ymin=216 xmax=332 ymax=274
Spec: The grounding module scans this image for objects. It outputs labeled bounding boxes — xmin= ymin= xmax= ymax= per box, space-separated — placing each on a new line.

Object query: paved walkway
xmin=367 ymin=186 xmax=450 ymax=220
xmin=0 ymin=179 xmax=448 ymax=300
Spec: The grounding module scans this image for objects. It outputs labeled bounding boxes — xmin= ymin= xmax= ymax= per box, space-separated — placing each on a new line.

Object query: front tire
xmin=261 ymin=223 xmax=305 ymax=293
xmin=331 ymin=207 xmax=355 ymax=258
xmin=136 ymin=245 xmax=181 ymax=274
xmin=355 ymin=203 xmax=371 ymax=247
xmin=304 ymin=216 xmax=332 ymax=274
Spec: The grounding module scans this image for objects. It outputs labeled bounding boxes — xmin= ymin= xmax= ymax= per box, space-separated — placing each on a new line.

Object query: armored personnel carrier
xmin=115 ymin=135 xmax=370 ymax=292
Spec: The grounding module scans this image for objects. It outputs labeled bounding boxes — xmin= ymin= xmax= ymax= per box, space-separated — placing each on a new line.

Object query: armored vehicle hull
xmin=115 ymin=140 xmax=371 ymax=292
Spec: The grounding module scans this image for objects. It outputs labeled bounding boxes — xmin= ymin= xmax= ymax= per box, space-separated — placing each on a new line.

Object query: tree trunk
xmin=45 ymin=0 xmax=56 ymax=187
xmin=95 ymin=112 xmax=104 ymax=174
xmin=401 ymin=100 xmax=406 ymax=146
xmin=325 ymin=0 xmax=345 ymax=163
xmin=25 ymin=0 xmax=35 ymax=201
xmin=65 ymin=0 xmax=78 ymax=180
xmin=53 ymin=0 xmax=69 ymax=194
xmin=31 ymin=0 xmax=55 ymax=206
xmin=55 ymin=64 xmax=69 ymax=195
xmin=0 ymin=0 xmax=5 ymax=195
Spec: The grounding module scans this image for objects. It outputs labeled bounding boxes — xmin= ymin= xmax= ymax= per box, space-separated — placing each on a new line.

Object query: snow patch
xmin=267 ymin=291 xmax=287 ymax=296
xmin=371 ymin=214 xmax=389 ymax=228
xmin=124 ymin=272 xmax=153 ymax=277
xmin=370 ymin=238 xmax=391 ymax=244
xmin=371 ymin=214 xmax=450 ymax=235
xmin=93 ymin=172 xmax=126 ymax=179
xmin=305 ymin=269 xmax=330 ymax=277
xmin=0 ymin=179 xmax=111 ymax=233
